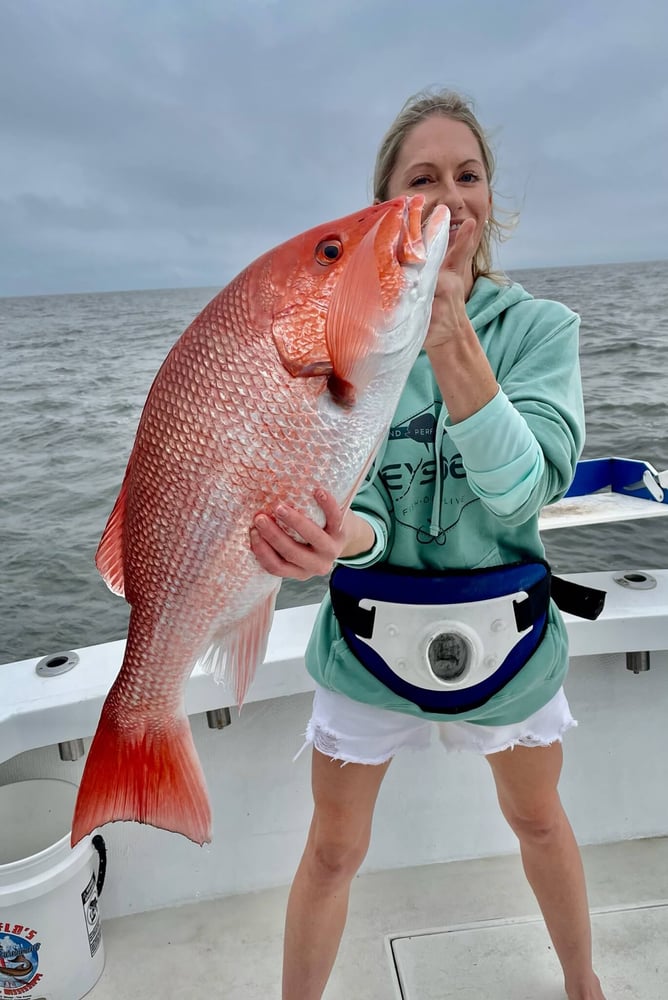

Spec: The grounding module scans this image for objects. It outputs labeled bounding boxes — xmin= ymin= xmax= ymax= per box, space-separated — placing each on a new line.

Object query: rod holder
xmin=59 ymin=739 xmax=85 ymax=761
xmin=613 ymin=571 xmax=657 ymax=591
xmin=626 ymin=651 xmax=650 ymax=674
xmin=36 ymin=650 xmax=80 ymax=677
xmin=206 ymin=707 xmax=232 ymax=730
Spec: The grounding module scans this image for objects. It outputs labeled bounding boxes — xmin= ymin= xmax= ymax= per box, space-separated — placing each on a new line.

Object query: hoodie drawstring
xmin=429 ymin=406 xmax=447 ymax=536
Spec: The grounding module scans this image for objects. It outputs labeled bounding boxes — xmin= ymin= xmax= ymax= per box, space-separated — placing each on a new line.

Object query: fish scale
xmin=71 ymin=195 xmax=450 ymax=846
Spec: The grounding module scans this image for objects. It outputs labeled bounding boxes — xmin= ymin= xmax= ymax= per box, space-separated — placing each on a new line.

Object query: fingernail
xmin=315 ymin=489 xmax=326 ymax=502
xmin=275 ymin=504 xmax=287 ymax=516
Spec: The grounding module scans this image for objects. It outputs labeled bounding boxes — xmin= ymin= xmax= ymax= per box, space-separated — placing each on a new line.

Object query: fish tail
xmin=71 ymin=705 xmax=212 ymax=847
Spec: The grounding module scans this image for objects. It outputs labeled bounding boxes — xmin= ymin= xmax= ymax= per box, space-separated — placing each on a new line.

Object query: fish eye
xmin=315 ymin=239 xmax=343 ymax=265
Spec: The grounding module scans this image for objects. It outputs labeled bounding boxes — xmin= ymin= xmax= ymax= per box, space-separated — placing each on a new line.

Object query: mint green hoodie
xmin=304 ymin=277 xmax=585 ymax=726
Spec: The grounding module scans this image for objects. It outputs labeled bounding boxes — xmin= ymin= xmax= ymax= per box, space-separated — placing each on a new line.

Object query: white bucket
xmin=0 ymin=779 xmax=106 ymax=1000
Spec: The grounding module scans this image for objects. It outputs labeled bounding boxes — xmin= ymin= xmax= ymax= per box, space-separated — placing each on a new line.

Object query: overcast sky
xmin=1 ymin=0 xmax=666 ymax=297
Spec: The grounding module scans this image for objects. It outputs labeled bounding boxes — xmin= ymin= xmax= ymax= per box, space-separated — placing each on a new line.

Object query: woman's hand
xmin=422 ymin=217 xmax=499 ymax=423
xmin=249 ymin=488 xmax=376 ymax=581
xmin=424 ymin=217 xmax=477 ymax=352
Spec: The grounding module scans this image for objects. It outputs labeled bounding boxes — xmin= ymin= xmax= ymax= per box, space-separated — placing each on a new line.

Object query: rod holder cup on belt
xmin=426 ymin=630 xmax=473 ymax=683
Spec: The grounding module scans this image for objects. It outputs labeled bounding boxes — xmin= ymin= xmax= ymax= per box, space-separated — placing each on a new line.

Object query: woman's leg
xmin=486 ymin=742 xmax=606 ymax=1000
xmin=282 ymin=748 xmax=391 ymax=1000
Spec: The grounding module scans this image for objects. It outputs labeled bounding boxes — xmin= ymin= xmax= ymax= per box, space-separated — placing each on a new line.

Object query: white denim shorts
xmin=301 ymin=683 xmax=577 ymax=765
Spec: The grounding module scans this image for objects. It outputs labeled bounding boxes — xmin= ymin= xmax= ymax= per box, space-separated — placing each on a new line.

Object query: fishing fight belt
xmin=329 ymin=561 xmax=605 ymax=714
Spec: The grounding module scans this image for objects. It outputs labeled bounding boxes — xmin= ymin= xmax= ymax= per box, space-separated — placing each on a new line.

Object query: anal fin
xmin=199 ymin=586 xmax=280 ymax=708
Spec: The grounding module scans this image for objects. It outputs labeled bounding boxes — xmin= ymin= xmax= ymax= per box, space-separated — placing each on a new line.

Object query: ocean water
xmin=1 ymin=260 xmax=667 ymax=664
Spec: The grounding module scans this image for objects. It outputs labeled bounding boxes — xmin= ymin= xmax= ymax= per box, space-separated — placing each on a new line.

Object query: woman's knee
xmin=304 ymin=828 xmax=370 ymax=885
xmin=500 ymin=792 xmax=566 ymax=844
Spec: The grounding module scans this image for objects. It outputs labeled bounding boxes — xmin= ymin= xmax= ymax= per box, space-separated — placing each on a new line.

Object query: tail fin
xmin=71 ymin=707 xmax=212 ymax=847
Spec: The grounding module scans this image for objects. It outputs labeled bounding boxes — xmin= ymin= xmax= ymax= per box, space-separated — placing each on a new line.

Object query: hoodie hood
xmin=466 ymin=276 xmax=533 ymax=332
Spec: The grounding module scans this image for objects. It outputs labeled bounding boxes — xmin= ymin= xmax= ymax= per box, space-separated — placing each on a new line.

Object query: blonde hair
xmin=373 ymin=89 xmax=514 ymax=282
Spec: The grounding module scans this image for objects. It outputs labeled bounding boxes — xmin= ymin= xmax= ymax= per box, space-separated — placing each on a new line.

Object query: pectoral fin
xmin=324 ymin=221 xmax=384 ymax=406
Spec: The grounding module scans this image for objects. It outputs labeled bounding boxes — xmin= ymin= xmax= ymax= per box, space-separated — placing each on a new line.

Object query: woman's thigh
xmin=485 ymin=740 xmax=565 ymax=833
xmin=309 ymin=747 xmax=392 ymax=849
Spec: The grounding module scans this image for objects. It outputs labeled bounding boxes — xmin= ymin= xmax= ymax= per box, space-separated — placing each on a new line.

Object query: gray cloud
xmin=1 ymin=0 xmax=666 ymax=295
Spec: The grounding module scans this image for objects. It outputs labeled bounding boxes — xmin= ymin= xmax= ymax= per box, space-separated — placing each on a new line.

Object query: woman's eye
xmin=460 ymin=171 xmax=480 ymax=183
xmin=410 ymin=175 xmax=432 ymax=187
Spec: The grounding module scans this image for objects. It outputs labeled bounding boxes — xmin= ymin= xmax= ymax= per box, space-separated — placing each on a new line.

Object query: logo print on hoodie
xmin=388 ymin=409 xmax=436 ymax=447
xmin=379 ymin=404 xmax=478 ymax=544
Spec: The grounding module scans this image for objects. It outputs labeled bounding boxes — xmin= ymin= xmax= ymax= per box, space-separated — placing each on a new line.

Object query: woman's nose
xmin=423 ymin=184 xmax=462 ymax=222
xmin=438 ymin=179 xmax=464 ymax=212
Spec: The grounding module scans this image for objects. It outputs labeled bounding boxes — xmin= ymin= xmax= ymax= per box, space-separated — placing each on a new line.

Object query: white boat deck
xmin=88 ymin=835 xmax=668 ymax=999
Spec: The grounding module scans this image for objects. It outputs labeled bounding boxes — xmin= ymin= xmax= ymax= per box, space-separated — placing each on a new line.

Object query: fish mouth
xmin=363 ymin=194 xmax=450 ymax=361
xmin=422 ymin=202 xmax=450 ymax=253
xmin=397 ymin=196 xmax=450 ymax=266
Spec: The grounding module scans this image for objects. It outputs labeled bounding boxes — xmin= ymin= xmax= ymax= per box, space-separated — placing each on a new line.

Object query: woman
xmin=250 ymin=90 xmax=607 ymax=1000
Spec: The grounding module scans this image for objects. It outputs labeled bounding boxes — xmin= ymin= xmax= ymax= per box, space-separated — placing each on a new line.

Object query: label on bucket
xmin=81 ymin=875 xmax=102 ymax=959
xmin=0 ymin=924 xmax=44 ymax=998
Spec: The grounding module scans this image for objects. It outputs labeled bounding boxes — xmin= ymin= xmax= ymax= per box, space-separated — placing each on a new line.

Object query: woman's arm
xmin=424 ymin=218 xmax=499 ymax=422
xmin=422 ymin=219 xmax=584 ymax=523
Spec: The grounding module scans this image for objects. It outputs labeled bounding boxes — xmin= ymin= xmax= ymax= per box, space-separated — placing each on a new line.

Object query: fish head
xmin=261 ymin=195 xmax=450 ymax=406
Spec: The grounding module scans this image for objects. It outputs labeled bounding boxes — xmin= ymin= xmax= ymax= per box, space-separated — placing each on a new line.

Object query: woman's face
xmin=386 ymin=114 xmax=492 ymax=260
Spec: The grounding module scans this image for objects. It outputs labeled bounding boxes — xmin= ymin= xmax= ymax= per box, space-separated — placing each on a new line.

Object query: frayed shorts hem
xmin=295 ymin=718 xmax=433 ymax=767
xmin=296 ymin=684 xmax=577 ymax=766
xmin=472 ymin=716 xmax=577 ymax=758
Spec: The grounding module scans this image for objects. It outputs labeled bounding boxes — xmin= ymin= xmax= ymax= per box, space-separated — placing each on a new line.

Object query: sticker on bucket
xmin=81 ymin=875 xmax=101 ymax=959
xmin=0 ymin=927 xmax=43 ymax=996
